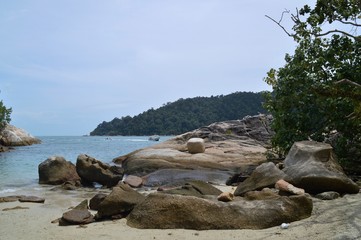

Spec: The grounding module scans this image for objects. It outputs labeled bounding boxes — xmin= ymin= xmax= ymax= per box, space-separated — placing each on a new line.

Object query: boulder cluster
xmin=36 ymin=114 xmax=360 ymax=230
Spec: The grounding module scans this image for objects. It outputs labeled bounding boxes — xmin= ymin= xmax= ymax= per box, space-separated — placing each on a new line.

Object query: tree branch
xmin=335 ymin=79 xmax=361 ymax=89
xmin=336 ymin=19 xmax=361 ymax=27
xmin=265 ymin=14 xmax=293 ymax=37
xmin=315 ymin=29 xmax=359 ymax=40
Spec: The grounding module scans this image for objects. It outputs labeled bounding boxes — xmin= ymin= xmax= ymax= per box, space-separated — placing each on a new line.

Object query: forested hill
xmin=90 ymin=92 xmax=267 ymax=136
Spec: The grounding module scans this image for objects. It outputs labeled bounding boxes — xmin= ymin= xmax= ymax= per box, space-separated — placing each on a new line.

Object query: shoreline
xmin=1 ymin=186 xmax=361 ymax=240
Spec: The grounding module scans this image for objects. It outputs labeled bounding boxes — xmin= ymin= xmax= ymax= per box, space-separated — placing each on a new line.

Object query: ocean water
xmin=0 ymin=136 xmax=171 ymax=195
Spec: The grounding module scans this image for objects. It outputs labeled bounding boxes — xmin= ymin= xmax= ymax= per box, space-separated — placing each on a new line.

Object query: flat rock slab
xmin=0 ymin=196 xmax=24 ymax=203
xmin=2 ymin=206 xmax=29 ymax=211
xmin=19 ymin=196 xmax=45 ymax=203
xmin=61 ymin=209 xmax=94 ymax=225
xmin=143 ymin=168 xmax=233 ymax=187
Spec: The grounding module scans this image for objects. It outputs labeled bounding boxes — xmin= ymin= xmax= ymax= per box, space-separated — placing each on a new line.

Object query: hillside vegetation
xmin=90 ymin=91 xmax=266 ymax=136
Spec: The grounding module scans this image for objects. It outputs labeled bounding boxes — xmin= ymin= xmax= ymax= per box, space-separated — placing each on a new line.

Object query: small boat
xmin=148 ymin=135 xmax=160 ymax=141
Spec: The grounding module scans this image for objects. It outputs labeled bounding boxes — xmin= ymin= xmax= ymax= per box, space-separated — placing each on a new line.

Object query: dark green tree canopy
xmin=90 ymin=92 xmax=267 ymax=136
xmin=264 ymin=0 xmax=361 ymax=166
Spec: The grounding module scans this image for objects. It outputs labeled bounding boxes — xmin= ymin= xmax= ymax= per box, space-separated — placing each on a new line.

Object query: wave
xmin=125 ymin=139 xmax=148 ymax=142
xmin=0 ymin=188 xmax=17 ymax=194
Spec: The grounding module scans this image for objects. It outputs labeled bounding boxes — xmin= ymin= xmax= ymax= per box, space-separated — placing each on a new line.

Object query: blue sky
xmin=0 ymin=1 xmax=314 ymax=136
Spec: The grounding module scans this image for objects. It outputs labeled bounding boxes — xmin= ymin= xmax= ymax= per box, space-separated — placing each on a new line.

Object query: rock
xmin=126 ymin=192 xmax=312 ymax=230
xmin=73 ymin=200 xmax=89 ymax=210
xmin=244 ymin=188 xmax=281 ymax=200
xmin=89 ymin=193 xmax=107 ymax=211
xmin=225 ymin=165 xmax=257 ymax=186
xmin=114 ymin=114 xmax=273 ymax=176
xmin=60 ymin=209 xmax=94 ymax=226
xmin=187 ymin=138 xmax=205 ymax=154
xmin=0 ymin=124 xmax=41 ymax=146
xmin=2 ymin=206 xmax=29 ymax=211
xmin=38 ymin=156 xmax=81 ymax=185
xmin=0 ymin=145 xmax=9 ymax=152
xmin=18 ymin=196 xmax=45 ymax=203
xmin=283 ymin=141 xmax=360 ymax=194
xmin=0 ymin=196 xmax=23 ymax=203
xmin=185 ymin=180 xmax=223 ymax=195
xmin=160 ymin=180 xmax=223 ymax=197
xmin=234 ymin=162 xmax=287 ymax=196
xmin=123 ymin=175 xmax=143 ymax=188
xmin=76 ymin=154 xmax=122 ymax=187
xmin=96 ymin=183 xmax=145 ymax=219
xmin=315 ymin=191 xmax=341 ymax=200
xmin=217 ymin=192 xmax=234 ymax=202
xmin=275 ymin=179 xmax=305 ymax=195
xmin=61 ymin=180 xmax=81 ymax=190
xmin=142 ymin=168 xmax=233 ymax=187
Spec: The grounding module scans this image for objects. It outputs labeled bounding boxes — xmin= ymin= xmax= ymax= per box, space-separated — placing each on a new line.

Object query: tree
xmin=0 ymin=92 xmax=12 ymax=129
xmin=263 ymin=0 xmax=361 ymax=167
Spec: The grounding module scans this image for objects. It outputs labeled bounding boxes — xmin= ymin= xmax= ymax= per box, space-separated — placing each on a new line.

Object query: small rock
xmin=2 ymin=206 xmax=29 ymax=211
xmin=275 ymin=179 xmax=305 ymax=195
xmin=314 ymin=191 xmax=340 ymax=200
xmin=60 ymin=209 xmax=94 ymax=226
xmin=280 ymin=223 xmax=289 ymax=229
xmin=217 ymin=192 xmax=234 ymax=202
xmin=187 ymin=138 xmax=205 ymax=154
xmin=123 ymin=175 xmax=143 ymax=188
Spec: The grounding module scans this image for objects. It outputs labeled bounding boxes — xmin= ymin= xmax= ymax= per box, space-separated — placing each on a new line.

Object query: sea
xmin=0 ymin=136 xmax=171 ymax=195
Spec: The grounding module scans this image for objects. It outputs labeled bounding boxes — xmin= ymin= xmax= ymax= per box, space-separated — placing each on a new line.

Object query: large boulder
xmin=76 ymin=154 xmax=122 ymax=187
xmin=234 ymin=162 xmax=287 ymax=196
xmin=38 ymin=156 xmax=80 ymax=185
xmin=126 ymin=192 xmax=312 ymax=230
xmin=0 ymin=124 xmax=41 ymax=146
xmin=96 ymin=183 xmax=145 ymax=219
xmin=283 ymin=141 xmax=359 ymax=194
xmin=114 ymin=114 xmax=273 ymax=176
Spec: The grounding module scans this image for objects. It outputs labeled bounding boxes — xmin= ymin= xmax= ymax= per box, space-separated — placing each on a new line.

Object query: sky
xmin=0 ymin=0 xmax=314 ymax=136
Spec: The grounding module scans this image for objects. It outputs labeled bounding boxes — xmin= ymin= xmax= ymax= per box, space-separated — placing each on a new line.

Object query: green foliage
xmin=264 ymin=0 xmax=361 ymax=165
xmin=90 ymin=92 xmax=267 ymax=136
xmin=0 ymin=98 xmax=12 ymax=129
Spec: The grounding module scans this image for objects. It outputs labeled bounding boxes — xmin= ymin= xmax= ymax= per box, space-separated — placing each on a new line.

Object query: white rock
xmin=187 ymin=138 xmax=205 ymax=154
xmin=280 ymin=223 xmax=289 ymax=229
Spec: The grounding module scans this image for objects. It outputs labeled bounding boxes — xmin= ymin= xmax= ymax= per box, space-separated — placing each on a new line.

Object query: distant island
xmin=90 ymin=91 xmax=267 ymax=136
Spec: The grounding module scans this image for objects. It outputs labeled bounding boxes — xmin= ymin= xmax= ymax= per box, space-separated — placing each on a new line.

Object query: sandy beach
xmin=1 ymin=186 xmax=360 ymax=240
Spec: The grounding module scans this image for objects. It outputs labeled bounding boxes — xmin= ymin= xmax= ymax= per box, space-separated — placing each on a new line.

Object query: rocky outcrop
xmin=38 ymin=156 xmax=81 ymax=185
xmin=0 ymin=124 xmax=40 ymax=146
xmin=95 ymin=183 xmax=145 ymax=219
xmin=126 ymin=192 xmax=313 ymax=230
xmin=283 ymin=141 xmax=360 ymax=194
xmin=76 ymin=154 xmax=122 ymax=187
xmin=234 ymin=162 xmax=286 ymax=196
xmin=114 ymin=114 xmax=273 ymax=176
